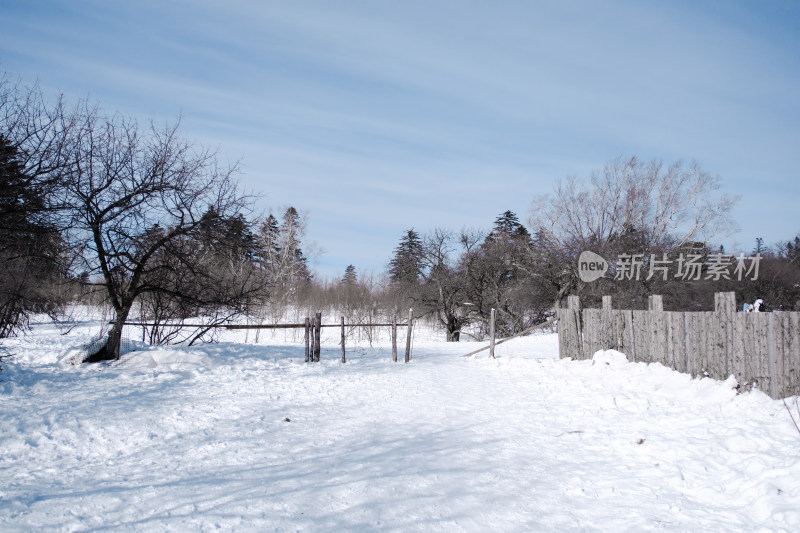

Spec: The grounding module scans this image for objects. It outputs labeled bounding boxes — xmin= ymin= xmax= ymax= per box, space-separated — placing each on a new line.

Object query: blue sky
xmin=2 ymin=0 xmax=798 ymax=279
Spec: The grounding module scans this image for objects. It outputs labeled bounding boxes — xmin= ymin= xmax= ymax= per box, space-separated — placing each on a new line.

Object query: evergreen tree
xmin=754 ymin=237 xmax=765 ymax=256
xmin=787 ymin=236 xmax=800 ymax=263
xmin=342 ymin=264 xmax=357 ymax=285
xmin=267 ymin=207 xmax=311 ymax=289
xmin=197 ymin=208 xmax=256 ymax=261
xmin=0 ymin=136 xmax=64 ymax=336
xmin=465 ymin=211 xmax=536 ymax=334
xmin=486 ymin=210 xmax=532 ymax=244
xmin=257 ymin=215 xmax=281 ymax=275
xmin=388 ymin=229 xmax=424 ymax=284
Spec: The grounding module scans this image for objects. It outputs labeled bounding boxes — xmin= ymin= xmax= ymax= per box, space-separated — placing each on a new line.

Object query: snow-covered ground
xmin=2 ymin=313 xmax=800 ymax=532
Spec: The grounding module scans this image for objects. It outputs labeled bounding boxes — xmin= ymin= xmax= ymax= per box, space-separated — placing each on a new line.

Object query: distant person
xmin=753 ymin=298 xmax=766 ymax=312
xmin=743 ymin=302 xmax=754 ymax=313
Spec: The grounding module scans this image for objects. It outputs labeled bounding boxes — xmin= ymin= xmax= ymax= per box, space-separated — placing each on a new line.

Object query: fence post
xmin=304 ymin=317 xmax=310 ymax=363
xmin=648 ymin=295 xmax=663 ymax=312
xmin=647 ymin=295 xmax=664 ymax=365
xmin=768 ymin=313 xmax=776 ymax=398
xmin=489 ymin=308 xmax=496 ymax=359
xmin=392 ymin=316 xmax=398 ymax=362
xmin=341 ymin=316 xmax=346 ymax=363
xmin=566 ymin=295 xmax=582 ymax=359
xmin=314 ymin=312 xmax=322 ymax=362
xmin=713 ymin=292 xmax=736 ymax=379
xmin=684 ymin=313 xmax=692 ymax=375
xmin=601 ymin=295 xmax=614 ymax=350
xmin=405 ymin=308 xmax=413 ymax=363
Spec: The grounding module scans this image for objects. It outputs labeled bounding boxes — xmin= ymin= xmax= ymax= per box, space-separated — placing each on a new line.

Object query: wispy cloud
xmin=1 ymin=0 xmax=798 ymax=274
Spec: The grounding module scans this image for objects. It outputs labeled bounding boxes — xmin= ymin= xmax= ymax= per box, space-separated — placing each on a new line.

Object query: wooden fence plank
xmin=754 ymin=312 xmax=770 ymax=393
xmin=666 ymin=312 xmax=684 ymax=372
xmin=341 ymin=316 xmax=346 ymax=363
xmin=313 ymin=312 xmax=322 ymax=362
xmin=556 ymin=293 xmax=800 ymax=399
xmin=683 ymin=313 xmax=692 ymax=374
xmin=770 ymin=312 xmax=786 ymax=398
xmin=563 ymin=308 xmax=583 ymax=360
xmin=584 ymin=309 xmax=600 ymax=356
xmin=613 ymin=309 xmax=626 ymax=351
xmin=709 ymin=309 xmax=726 ymax=381
xmin=404 ymin=308 xmax=413 ymax=363
xmin=694 ymin=312 xmax=713 ymax=378
xmin=767 ymin=313 xmax=777 ymax=398
xmin=304 ymin=317 xmax=310 ymax=363
xmin=632 ymin=310 xmax=649 ymax=363
xmin=730 ymin=313 xmax=746 ymax=387
xmin=601 ymin=294 xmax=614 ymax=351
xmin=654 ymin=309 xmax=668 ymax=366
xmin=623 ymin=310 xmax=635 ymax=361
xmin=691 ymin=312 xmax=702 ymax=377
xmin=784 ymin=313 xmax=800 ymax=397
xmin=392 ymin=317 xmax=398 ymax=363
xmin=741 ymin=313 xmax=756 ymax=389
xmin=649 ymin=308 xmax=661 ymax=365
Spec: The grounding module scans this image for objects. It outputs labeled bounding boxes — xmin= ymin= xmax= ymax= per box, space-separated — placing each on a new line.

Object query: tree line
xmin=0 ymin=74 xmax=318 ymax=359
xmin=383 ymin=157 xmax=800 ymax=341
xmin=3 ymin=72 xmax=799 ymax=357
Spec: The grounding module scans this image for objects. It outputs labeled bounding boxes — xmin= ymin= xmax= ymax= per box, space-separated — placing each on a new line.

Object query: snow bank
xmin=1 ymin=317 xmax=799 ymax=532
xmin=591 ymin=348 xmax=628 ymax=366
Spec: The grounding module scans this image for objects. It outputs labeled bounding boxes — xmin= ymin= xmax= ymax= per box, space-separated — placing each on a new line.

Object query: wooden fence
xmin=557 ymin=292 xmax=800 ymax=399
xmin=124 ymin=308 xmax=416 ymax=364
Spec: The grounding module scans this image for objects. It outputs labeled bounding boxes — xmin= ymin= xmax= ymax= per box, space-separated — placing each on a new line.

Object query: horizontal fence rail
xmin=557 ymin=292 xmax=800 ymax=400
xmin=462 ymin=316 xmax=558 ymax=358
xmin=123 ymin=309 xmax=417 ymax=364
xmin=123 ymin=322 xmax=410 ymax=329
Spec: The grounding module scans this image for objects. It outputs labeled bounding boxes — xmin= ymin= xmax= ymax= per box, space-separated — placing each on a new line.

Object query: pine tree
xmin=258 ymin=215 xmax=280 ymax=265
xmin=486 ymin=210 xmax=532 ymax=245
xmin=341 ymin=264 xmax=357 ymax=285
xmin=754 ymin=237 xmax=765 ymax=256
xmin=280 ymin=207 xmax=311 ymax=284
xmin=0 ymin=136 xmax=63 ymax=337
xmin=389 ymin=229 xmax=424 ymax=284
xmin=786 ymin=236 xmax=800 ymax=263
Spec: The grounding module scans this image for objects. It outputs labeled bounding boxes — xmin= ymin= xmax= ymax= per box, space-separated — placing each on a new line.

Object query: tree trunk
xmin=84 ymin=307 xmax=130 ymax=363
xmin=440 ymin=310 xmax=462 ymax=342
xmin=445 ymin=314 xmax=461 ymax=342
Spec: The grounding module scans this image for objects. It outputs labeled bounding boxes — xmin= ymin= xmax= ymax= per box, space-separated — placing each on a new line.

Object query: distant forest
xmin=2 ymin=72 xmax=799 ymax=356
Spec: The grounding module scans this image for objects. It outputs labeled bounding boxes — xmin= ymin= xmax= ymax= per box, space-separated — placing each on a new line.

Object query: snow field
xmin=1 ymin=317 xmax=800 ymax=532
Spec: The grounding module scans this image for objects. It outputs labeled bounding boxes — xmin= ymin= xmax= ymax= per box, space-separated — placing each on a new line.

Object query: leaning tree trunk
xmin=83 ymin=307 xmax=131 ymax=363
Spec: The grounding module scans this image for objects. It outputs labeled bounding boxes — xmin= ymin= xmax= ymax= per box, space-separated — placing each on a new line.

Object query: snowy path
xmin=2 ymin=323 xmax=800 ymax=532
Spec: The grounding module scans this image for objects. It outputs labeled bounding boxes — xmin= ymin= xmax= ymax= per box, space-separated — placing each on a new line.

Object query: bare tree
xmin=532 ymin=157 xmax=738 ymax=254
xmin=61 ymin=106 xmax=255 ymax=361
xmin=529 ymin=156 xmax=739 ymax=305
xmin=414 ymin=229 xmax=483 ymax=341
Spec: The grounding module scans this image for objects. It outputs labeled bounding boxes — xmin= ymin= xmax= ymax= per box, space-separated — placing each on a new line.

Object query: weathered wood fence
xmin=125 ymin=308 xmax=416 ymax=364
xmin=461 ymin=313 xmax=558 ymax=358
xmin=557 ymin=293 xmax=800 ymax=399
